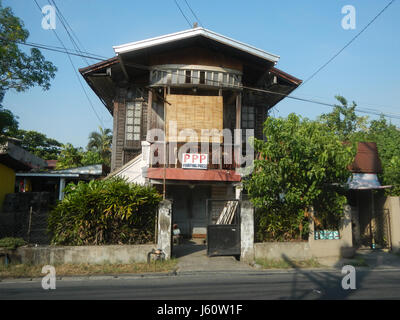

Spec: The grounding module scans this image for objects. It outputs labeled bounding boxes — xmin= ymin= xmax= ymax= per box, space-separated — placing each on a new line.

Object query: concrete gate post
xmin=157 ymin=199 xmax=172 ymax=259
xmin=340 ymin=204 xmax=354 ymax=257
xmin=240 ymin=199 xmax=255 ymax=262
xmin=388 ymin=196 xmax=400 ymax=253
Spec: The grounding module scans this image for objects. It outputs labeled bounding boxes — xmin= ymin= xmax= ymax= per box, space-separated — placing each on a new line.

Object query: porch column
xmin=157 ymin=199 xmax=172 ymax=259
xmin=240 ymin=198 xmax=254 ymax=262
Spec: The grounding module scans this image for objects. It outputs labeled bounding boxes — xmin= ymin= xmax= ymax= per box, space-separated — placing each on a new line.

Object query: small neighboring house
xmin=0 ymin=138 xmax=106 ymax=210
xmin=347 ymin=142 xmax=392 ymax=249
xmin=0 ymin=139 xmax=105 ymax=243
xmin=0 ymin=139 xmax=47 ymax=209
xmin=80 ymin=27 xmax=302 ymax=238
xmin=15 ymin=164 xmax=106 ymax=201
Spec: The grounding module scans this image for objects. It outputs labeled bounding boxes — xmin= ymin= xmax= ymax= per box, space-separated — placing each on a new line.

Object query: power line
xmin=241 ymin=85 xmax=400 ymax=120
xmin=0 ymin=37 xmax=107 ymax=60
xmin=51 ymin=0 xmax=91 ymax=58
xmin=123 ymin=59 xmax=400 ymax=120
xmin=32 ymin=0 xmax=106 ymax=127
xmin=292 ymin=92 xmax=399 ymax=112
xmin=7 ymin=24 xmax=399 ymax=122
xmin=173 ymin=0 xmax=193 ymax=28
xmin=183 ymin=0 xmax=204 ymax=28
xmin=48 ymin=0 xmax=90 ymax=66
xmin=302 ymin=0 xmax=396 ymax=86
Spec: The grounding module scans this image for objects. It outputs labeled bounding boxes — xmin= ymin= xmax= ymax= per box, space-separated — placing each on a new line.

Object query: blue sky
xmin=3 ymin=0 xmax=399 ymax=148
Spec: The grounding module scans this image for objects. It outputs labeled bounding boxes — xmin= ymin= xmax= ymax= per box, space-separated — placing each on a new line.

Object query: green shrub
xmin=48 ymin=177 xmax=162 ymax=245
xmin=0 ymin=237 xmax=27 ymax=250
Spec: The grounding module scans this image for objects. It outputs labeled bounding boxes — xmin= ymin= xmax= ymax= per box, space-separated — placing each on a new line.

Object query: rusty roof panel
xmin=349 ymin=142 xmax=382 ymax=174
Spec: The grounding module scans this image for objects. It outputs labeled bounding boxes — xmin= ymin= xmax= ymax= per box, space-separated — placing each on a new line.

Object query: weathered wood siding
xmin=111 ymin=87 xmax=149 ymax=171
xmin=242 ymin=92 xmax=269 ymax=141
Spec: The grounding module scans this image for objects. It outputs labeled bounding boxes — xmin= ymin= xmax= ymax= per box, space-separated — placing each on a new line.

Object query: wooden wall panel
xmin=112 ymin=87 xmax=149 ymax=171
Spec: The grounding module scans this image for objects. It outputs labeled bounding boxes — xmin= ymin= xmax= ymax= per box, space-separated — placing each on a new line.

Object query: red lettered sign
xmin=182 ymin=153 xmax=208 ymax=170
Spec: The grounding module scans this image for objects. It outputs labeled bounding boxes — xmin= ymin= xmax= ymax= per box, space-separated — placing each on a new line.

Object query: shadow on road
xmin=280 ymin=252 xmax=371 ymax=300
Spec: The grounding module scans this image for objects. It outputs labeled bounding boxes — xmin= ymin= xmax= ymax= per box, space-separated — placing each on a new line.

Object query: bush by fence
xmin=48 ymin=178 xmax=162 ymax=245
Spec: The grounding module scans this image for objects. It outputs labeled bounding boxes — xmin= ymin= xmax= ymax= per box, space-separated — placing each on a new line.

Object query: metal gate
xmin=374 ymin=208 xmax=392 ymax=249
xmin=206 ymin=199 xmax=240 ymax=257
xmin=360 ymin=207 xmax=392 ymax=249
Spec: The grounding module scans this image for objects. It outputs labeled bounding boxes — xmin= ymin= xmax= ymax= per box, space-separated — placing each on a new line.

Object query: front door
xmin=170 ymin=185 xmax=209 ymax=237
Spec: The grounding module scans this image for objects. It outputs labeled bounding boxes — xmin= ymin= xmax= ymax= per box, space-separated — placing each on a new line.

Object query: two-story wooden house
xmin=80 ymin=27 xmax=301 ymax=238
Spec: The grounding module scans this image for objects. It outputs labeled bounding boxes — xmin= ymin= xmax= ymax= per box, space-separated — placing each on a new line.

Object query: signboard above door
xmin=182 ymin=153 xmax=208 ymax=170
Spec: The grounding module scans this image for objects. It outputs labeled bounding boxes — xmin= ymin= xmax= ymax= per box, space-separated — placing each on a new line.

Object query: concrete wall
xmin=254 ymin=205 xmax=355 ymax=264
xmin=308 ymin=204 xmax=354 ymax=260
xmin=255 ymin=242 xmax=311 ymax=261
xmin=14 ymin=244 xmax=155 ymax=265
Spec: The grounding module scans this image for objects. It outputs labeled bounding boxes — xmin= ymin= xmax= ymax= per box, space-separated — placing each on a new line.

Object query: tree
xmin=56 ymin=143 xmax=83 ymax=169
xmin=0 ymin=1 xmax=57 ymax=103
xmin=56 ymin=144 xmax=104 ymax=169
xmin=364 ymin=116 xmax=400 ymax=195
xmin=319 ymin=95 xmax=400 ymax=196
xmin=244 ymin=113 xmax=355 ymax=241
xmin=12 ymin=129 xmax=62 ymax=159
xmin=319 ymin=95 xmax=368 ymax=141
xmin=0 ymin=105 xmax=18 ymax=143
xmin=87 ymin=126 xmax=112 ymax=167
xmin=81 ymin=150 xmax=103 ymax=166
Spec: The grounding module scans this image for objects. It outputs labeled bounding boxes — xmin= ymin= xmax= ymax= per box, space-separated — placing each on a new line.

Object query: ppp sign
xmin=182 ymin=153 xmax=208 ymax=170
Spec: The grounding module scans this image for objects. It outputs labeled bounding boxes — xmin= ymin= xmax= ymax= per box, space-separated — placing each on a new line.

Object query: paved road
xmin=1 ymin=269 xmax=400 ymax=300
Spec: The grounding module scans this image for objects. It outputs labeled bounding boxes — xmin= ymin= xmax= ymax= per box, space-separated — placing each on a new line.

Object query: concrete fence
xmin=254 ymin=242 xmax=311 ymax=261
xmin=12 ymin=244 xmax=156 ymax=265
xmin=253 ymin=205 xmax=356 ymax=264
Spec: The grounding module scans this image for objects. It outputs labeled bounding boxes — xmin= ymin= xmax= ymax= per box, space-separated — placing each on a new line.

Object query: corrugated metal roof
xmin=347 ymin=173 xmax=382 ymax=189
xmin=113 ymin=27 xmax=280 ymax=64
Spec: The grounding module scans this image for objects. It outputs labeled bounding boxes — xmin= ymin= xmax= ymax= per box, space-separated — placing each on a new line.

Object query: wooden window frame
xmin=125 ymin=100 xmax=142 ymax=146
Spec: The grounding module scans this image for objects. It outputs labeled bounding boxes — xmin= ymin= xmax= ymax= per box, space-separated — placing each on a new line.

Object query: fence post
xmin=157 ymin=199 xmax=172 ymax=259
xmin=240 ymin=198 xmax=254 ymax=262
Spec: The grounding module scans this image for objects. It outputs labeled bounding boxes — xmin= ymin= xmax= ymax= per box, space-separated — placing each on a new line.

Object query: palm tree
xmin=87 ymin=126 xmax=112 ymax=166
